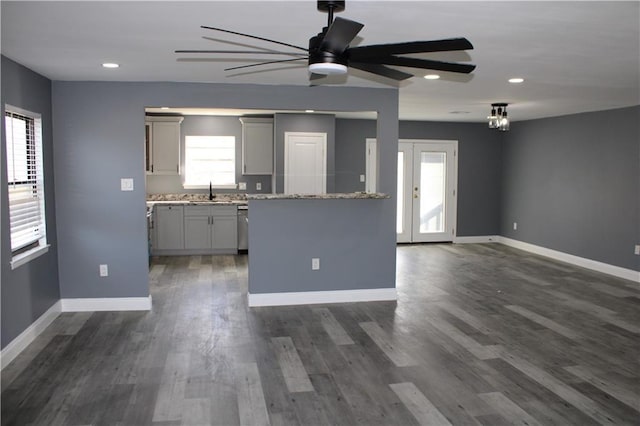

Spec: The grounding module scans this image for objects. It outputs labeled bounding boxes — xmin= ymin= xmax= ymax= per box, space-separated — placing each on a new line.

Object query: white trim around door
xmin=397 ymin=139 xmax=458 ymax=243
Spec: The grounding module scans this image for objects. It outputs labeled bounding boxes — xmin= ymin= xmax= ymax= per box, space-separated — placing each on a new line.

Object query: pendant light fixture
xmin=488 ymin=103 xmax=509 ymax=131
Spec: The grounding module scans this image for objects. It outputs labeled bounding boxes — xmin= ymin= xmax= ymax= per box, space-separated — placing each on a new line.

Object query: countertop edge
xmin=246 ymin=193 xmax=390 ymax=200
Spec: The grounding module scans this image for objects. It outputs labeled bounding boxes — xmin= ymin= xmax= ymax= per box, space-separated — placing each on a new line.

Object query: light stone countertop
xmin=146 ymin=193 xmax=390 ymax=211
xmin=246 ymin=192 xmax=389 ymax=200
xmin=146 ymin=193 xmax=248 ymax=209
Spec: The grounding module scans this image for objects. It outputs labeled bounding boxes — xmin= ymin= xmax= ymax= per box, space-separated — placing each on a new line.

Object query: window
xmin=184 ymin=135 xmax=236 ymax=188
xmin=5 ymin=105 xmax=48 ymax=268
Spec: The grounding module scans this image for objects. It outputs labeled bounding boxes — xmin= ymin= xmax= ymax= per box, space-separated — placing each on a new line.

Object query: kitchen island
xmin=247 ymin=192 xmax=396 ymax=307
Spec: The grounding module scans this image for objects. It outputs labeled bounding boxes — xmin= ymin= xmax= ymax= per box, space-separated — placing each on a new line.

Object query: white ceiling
xmin=2 ymin=1 xmax=639 ymax=122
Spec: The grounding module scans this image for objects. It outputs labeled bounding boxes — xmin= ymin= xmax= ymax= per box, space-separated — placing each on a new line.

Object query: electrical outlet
xmin=256 ymin=182 xmax=262 ymax=191
xmin=312 ymin=258 xmax=320 ymax=270
xmin=360 ymin=174 xmax=366 ymax=183
xmin=238 ymin=182 xmax=247 ymax=190
xmin=635 ymin=245 xmax=640 ymax=255
xmin=513 ymin=222 xmax=518 ymax=230
xmin=99 ymin=264 xmax=109 ymax=277
xmin=120 ymin=178 xmax=134 ymax=191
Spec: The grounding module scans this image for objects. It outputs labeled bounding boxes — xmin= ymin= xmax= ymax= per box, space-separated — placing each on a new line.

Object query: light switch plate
xmin=238 ymin=182 xmax=247 ymax=190
xmin=256 ymin=182 xmax=262 ymax=191
xmin=120 ymin=178 xmax=134 ymax=191
xmin=635 ymin=245 xmax=640 ymax=255
xmin=99 ymin=264 xmax=109 ymax=277
xmin=360 ymin=174 xmax=366 ymax=182
xmin=312 ymin=258 xmax=320 ymax=270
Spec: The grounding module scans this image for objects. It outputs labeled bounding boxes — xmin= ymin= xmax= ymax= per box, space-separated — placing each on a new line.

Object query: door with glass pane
xmin=397 ymin=140 xmax=457 ymax=243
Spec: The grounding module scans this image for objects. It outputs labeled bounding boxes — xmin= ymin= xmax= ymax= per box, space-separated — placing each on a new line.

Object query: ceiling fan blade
xmin=309 ymin=73 xmax=325 ymax=81
xmin=320 ymin=17 xmax=364 ymax=54
xmin=348 ymin=38 xmax=473 ymax=59
xmin=175 ymin=50 xmax=308 ymax=56
xmin=201 ymin=25 xmax=308 ymax=52
xmin=224 ymin=57 xmax=308 ymax=72
xmin=349 ymin=62 xmax=414 ymax=81
xmin=355 ymin=56 xmax=476 ymax=74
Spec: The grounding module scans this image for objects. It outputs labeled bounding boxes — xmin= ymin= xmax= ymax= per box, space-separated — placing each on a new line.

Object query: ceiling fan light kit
xmin=489 ymin=103 xmax=510 ymax=131
xmin=309 ymin=62 xmax=348 ymax=75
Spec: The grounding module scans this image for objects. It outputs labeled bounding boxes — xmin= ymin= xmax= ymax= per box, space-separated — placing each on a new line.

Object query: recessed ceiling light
xmin=305 ymin=109 xmax=315 ymax=113
xmin=449 ymin=111 xmax=470 ymax=114
xmin=508 ymin=77 xmax=524 ymax=83
xmin=424 ymin=74 xmax=440 ymax=80
xmin=160 ymin=107 xmax=170 ymax=110
xmin=102 ymin=63 xmax=119 ymax=69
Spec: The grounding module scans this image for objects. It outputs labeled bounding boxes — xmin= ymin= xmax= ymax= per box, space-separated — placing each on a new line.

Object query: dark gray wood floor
xmin=2 ymin=244 xmax=639 ymax=425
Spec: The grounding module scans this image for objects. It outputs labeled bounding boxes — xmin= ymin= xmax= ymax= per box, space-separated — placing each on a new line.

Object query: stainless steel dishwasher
xmin=237 ymin=205 xmax=248 ymax=251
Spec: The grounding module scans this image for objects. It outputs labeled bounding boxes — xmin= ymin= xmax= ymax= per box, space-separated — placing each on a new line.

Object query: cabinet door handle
xmin=151 ymin=164 xmax=154 ymax=173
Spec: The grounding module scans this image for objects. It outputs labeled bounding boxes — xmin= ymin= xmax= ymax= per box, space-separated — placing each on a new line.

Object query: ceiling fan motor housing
xmin=308 ymin=30 xmax=348 ymax=71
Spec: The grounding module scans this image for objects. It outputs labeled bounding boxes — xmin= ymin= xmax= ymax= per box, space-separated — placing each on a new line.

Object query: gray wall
xmin=146 ymin=115 xmax=272 ymax=194
xmin=274 ymin=113 xmax=336 ymax=193
xmin=334 ymin=118 xmax=504 ymax=236
xmin=249 ymin=199 xmax=390 ymax=293
xmin=501 ymin=106 xmax=640 ymax=271
xmin=400 ymin=121 xmax=504 ymax=237
xmin=335 ymin=118 xmax=376 ymax=193
xmin=52 ymin=82 xmax=399 ymax=299
xmin=1 ymin=56 xmax=60 ymax=348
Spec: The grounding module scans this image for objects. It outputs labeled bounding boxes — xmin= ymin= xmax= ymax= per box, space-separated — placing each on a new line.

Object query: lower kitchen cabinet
xmin=184 ymin=205 xmax=238 ymax=252
xmin=152 ymin=204 xmax=238 ymax=255
xmin=155 ymin=205 xmax=184 ymax=250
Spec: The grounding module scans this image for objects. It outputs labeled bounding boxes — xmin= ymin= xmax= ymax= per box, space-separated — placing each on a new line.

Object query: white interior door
xmin=284 ymin=132 xmax=327 ymax=195
xmin=397 ymin=142 xmax=413 ymax=243
xmin=365 ymin=138 xmax=377 ymax=193
xmin=398 ymin=140 xmax=457 ymax=243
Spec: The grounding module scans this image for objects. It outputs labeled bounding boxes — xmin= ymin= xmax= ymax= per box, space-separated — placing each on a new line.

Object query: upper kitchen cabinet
xmin=240 ymin=117 xmax=273 ymax=175
xmin=145 ymin=116 xmax=184 ymax=175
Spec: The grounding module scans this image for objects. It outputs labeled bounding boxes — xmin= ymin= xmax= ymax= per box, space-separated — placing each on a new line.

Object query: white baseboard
xmin=454 ymin=235 xmax=499 ymax=244
xmin=248 ymin=288 xmax=397 ymax=307
xmin=1 ymin=296 xmax=152 ymax=371
xmin=497 ymin=236 xmax=640 ymax=283
xmin=1 ymin=300 xmax=61 ymax=370
xmin=60 ymin=296 xmax=153 ymax=312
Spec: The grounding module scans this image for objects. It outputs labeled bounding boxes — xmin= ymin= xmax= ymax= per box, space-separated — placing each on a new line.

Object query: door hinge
xmin=454 ymin=149 xmax=457 ymax=156
xmin=452 ymin=228 xmax=455 ymax=235
xmin=453 ymin=189 xmax=456 ymax=196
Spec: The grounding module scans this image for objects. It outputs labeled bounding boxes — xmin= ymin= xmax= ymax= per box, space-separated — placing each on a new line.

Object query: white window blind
xmin=5 ymin=107 xmax=46 ymax=254
xmin=184 ymin=135 xmax=236 ymax=187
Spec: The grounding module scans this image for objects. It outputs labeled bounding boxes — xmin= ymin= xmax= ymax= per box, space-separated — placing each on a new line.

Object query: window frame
xmin=183 ymin=135 xmax=237 ymax=189
xmin=4 ymin=104 xmax=49 ymax=269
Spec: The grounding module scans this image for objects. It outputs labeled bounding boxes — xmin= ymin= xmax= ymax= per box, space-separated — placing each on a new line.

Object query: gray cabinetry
xmin=184 ymin=205 xmax=238 ymax=253
xmin=155 ymin=205 xmax=184 ymax=250
xmin=184 ymin=208 xmax=210 ymax=250
xmin=145 ymin=116 xmax=183 ymax=175
xmin=240 ymin=117 xmax=273 ymax=175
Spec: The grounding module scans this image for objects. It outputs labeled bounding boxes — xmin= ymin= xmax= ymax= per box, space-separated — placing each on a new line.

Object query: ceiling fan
xmin=176 ymin=0 xmax=476 ymax=83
